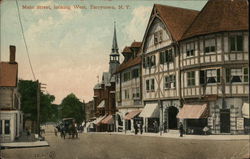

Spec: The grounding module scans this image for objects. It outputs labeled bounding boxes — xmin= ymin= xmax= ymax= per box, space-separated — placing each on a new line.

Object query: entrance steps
xmin=167 ymin=130 xmax=179 ymax=134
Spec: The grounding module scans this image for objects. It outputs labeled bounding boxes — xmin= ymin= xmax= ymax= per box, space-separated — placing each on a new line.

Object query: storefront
xmin=101 ymin=115 xmax=115 ymax=132
xmin=139 ymin=103 xmax=160 ymax=133
xmin=124 ymin=110 xmax=142 ymax=132
xmin=177 ymin=104 xmax=209 ymax=135
xmin=242 ymin=103 xmax=250 ymax=134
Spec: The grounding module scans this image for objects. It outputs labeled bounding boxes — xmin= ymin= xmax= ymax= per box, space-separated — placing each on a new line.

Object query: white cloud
xmin=124 ymin=6 xmax=151 ymax=42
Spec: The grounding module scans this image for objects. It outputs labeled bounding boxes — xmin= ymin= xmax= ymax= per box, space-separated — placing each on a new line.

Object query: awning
xmin=139 ymin=103 xmax=159 ymax=118
xmin=97 ymin=100 xmax=105 ymax=108
xmin=94 ymin=115 xmax=107 ymax=125
xmin=101 ymin=115 xmax=114 ymax=124
xmin=124 ymin=110 xmax=142 ymax=120
xmin=242 ymin=103 xmax=249 ymax=118
xmin=177 ymin=104 xmax=208 ymax=119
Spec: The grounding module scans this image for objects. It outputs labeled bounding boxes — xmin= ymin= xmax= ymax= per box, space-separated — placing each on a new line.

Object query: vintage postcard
xmin=0 ymin=0 xmax=249 ymax=159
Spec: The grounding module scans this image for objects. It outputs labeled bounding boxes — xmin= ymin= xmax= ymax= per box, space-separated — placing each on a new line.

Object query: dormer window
xmin=204 ymin=38 xmax=216 ymax=53
xmin=186 ymin=43 xmax=195 ymax=57
xmin=154 ymin=30 xmax=163 ymax=45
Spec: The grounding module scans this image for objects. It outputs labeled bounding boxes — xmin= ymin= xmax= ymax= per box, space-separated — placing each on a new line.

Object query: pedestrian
xmin=139 ymin=122 xmax=143 ymax=134
xmin=179 ymin=122 xmax=184 ymax=137
xmin=54 ymin=128 xmax=58 ymax=136
xmin=134 ymin=121 xmax=138 ymax=135
xmin=153 ymin=121 xmax=158 ymax=133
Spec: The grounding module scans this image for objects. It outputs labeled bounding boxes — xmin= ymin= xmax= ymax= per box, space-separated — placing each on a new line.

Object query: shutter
xmin=237 ymin=35 xmax=243 ymax=51
xmin=217 ymin=69 xmax=221 ymax=83
xmin=143 ymin=57 xmax=146 ymax=68
xmin=160 ymin=52 xmax=164 ymax=64
xmin=200 ymin=70 xmax=205 ymax=85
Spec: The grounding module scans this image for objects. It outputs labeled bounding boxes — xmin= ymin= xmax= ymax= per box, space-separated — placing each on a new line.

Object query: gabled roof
xmin=154 ymin=4 xmax=199 ymax=41
xmin=115 ymin=56 xmax=141 ymax=73
xmin=0 ymin=62 xmax=18 ymax=87
xmin=130 ymin=41 xmax=142 ymax=48
xmin=182 ymin=0 xmax=249 ymax=40
xmin=122 ymin=46 xmax=132 ymax=54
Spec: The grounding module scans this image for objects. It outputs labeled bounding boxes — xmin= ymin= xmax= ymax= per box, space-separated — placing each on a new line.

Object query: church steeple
xmin=109 ymin=21 xmax=120 ymax=75
xmin=111 ymin=21 xmax=119 ymax=54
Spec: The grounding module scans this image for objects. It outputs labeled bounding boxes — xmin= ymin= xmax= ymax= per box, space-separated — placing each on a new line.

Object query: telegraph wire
xmin=15 ymin=0 xmax=36 ymax=80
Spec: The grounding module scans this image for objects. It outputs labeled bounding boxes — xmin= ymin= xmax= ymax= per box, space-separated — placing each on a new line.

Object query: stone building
xmin=0 ymin=45 xmax=23 ymax=142
xmin=115 ymin=41 xmax=143 ymax=132
xmin=140 ymin=0 xmax=249 ymax=134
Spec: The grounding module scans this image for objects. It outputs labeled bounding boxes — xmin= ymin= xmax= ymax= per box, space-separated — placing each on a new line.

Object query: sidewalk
xmin=0 ymin=130 xmax=49 ymax=149
xmin=86 ymin=131 xmax=250 ymax=141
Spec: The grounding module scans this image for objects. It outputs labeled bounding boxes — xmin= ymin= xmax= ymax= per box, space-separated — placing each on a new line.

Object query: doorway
xmin=220 ymin=109 xmax=230 ymax=133
xmin=168 ymin=106 xmax=179 ymax=129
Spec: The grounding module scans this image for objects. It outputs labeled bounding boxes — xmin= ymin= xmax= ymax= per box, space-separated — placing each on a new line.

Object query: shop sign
xmin=236 ymin=118 xmax=244 ymax=130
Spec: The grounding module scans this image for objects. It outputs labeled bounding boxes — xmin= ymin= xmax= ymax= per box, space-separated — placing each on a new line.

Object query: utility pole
xmin=37 ymin=80 xmax=40 ymax=136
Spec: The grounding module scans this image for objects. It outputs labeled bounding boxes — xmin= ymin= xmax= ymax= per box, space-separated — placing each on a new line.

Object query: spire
xmin=111 ymin=21 xmax=119 ymax=54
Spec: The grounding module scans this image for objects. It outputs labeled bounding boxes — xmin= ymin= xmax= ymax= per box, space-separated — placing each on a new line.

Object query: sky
xmin=0 ymin=0 xmax=207 ymax=104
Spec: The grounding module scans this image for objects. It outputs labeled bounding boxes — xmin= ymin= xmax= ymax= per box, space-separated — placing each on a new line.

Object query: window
xmin=226 ymin=68 xmax=249 ymax=83
xmin=187 ymin=71 xmax=195 ymax=86
xmin=154 ymin=30 xmax=163 ymax=44
xmin=243 ymin=68 xmax=249 ymax=82
xmin=144 ymin=55 xmax=156 ymax=68
xmin=230 ymin=35 xmax=243 ymax=52
xmin=186 ymin=43 xmax=195 ymax=57
xmin=146 ymin=79 xmax=155 ymax=91
xmin=0 ymin=120 xmax=2 ymax=135
xmin=116 ymin=92 xmax=121 ymax=102
xmin=200 ymin=69 xmax=221 ymax=84
xmin=123 ymin=72 xmax=131 ymax=82
xmin=124 ymin=90 xmax=130 ymax=99
xmin=4 ymin=120 xmax=10 ymax=135
xmin=132 ymin=87 xmax=140 ymax=99
xmin=204 ymin=39 xmax=216 ymax=53
xmin=164 ymin=75 xmax=176 ymax=89
xmin=132 ymin=69 xmax=139 ymax=78
xmin=159 ymin=48 xmax=174 ymax=64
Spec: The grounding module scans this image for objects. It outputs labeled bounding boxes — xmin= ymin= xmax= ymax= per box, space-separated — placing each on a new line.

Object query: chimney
xmin=9 ymin=45 xmax=16 ymax=64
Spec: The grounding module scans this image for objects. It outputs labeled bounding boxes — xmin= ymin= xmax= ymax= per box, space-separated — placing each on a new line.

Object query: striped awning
xmin=94 ymin=115 xmax=107 ymax=125
xmin=124 ymin=110 xmax=142 ymax=120
xmin=101 ymin=115 xmax=114 ymax=124
xmin=139 ymin=103 xmax=159 ymax=118
xmin=177 ymin=104 xmax=208 ymax=119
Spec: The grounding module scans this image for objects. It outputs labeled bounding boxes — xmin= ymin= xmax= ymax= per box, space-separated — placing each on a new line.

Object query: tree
xmin=60 ymin=93 xmax=84 ymax=124
xmin=18 ymin=80 xmax=57 ymax=125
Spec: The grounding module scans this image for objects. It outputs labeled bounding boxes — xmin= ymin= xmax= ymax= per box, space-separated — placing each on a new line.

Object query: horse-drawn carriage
xmin=57 ymin=118 xmax=78 ymax=139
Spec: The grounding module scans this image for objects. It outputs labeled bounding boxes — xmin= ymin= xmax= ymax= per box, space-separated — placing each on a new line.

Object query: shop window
xmin=204 ymin=38 xmax=216 ymax=53
xmin=187 ymin=71 xmax=195 ymax=86
xmin=186 ymin=43 xmax=195 ymax=57
xmin=0 ymin=120 xmax=2 ymax=135
xmin=164 ymin=75 xmax=176 ymax=89
xmin=132 ymin=69 xmax=139 ymax=79
xmin=230 ymin=35 xmax=243 ymax=52
xmin=4 ymin=120 xmax=10 ymax=135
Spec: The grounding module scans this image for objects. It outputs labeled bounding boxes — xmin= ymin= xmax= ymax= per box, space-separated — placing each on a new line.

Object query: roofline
xmin=179 ymin=29 xmax=249 ymax=42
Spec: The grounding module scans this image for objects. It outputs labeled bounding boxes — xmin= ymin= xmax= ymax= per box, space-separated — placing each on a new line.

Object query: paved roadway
xmin=1 ymin=132 xmax=249 ymax=159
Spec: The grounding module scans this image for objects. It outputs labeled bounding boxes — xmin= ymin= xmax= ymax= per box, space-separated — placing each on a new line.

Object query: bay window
xmin=187 ymin=71 xmax=195 ymax=86
xmin=186 ymin=43 xmax=195 ymax=57
xmin=230 ymin=35 xmax=243 ymax=52
xmin=204 ymin=38 xmax=216 ymax=53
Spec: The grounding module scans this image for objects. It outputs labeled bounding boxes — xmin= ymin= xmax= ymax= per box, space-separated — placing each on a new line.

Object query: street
xmin=1 ymin=132 xmax=249 ymax=159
